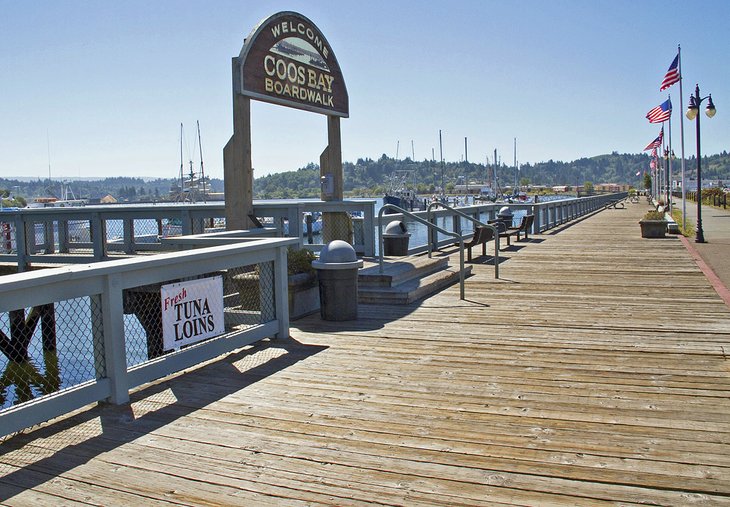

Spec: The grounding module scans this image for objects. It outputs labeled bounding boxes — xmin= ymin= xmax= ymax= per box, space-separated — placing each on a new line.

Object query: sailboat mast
xmin=197 ymin=120 xmax=207 ymax=203
xmin=514 ymin=137 xmax=517 ymax=189
xmin=47 ymin=130 xmax=52 ymax=182
xmin=179 ymin=123 xmax=184 ymax=201
xmin=439 ymin=130 xmax=444 ymax=193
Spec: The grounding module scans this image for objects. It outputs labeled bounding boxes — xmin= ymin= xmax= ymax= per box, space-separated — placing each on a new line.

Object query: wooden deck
xmin=2 ymin=200 xmax=730 ymax=506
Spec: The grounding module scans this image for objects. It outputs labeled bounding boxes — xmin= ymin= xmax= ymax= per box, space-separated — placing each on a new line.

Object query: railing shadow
xmin=0 ymin=335 xmax=326 ymax=498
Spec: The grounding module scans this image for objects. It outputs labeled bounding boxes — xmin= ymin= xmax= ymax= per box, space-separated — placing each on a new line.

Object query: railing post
xmin=429 ymin=212 xmax=438 ymax=252
xmin=15 ymin=215 xmax=29 ymax=272
xmin=100 ymin=273 xmax=129 ymax=405
xmin=363 ymin=201 xmax=376 ymax=256
xmin=273 ymin=245 xmax=289 ymax=339
xmin=181 ymin=209 xmax=193 ymax=236
xmin=123 ymin=218 xmax=135 ymax=254
xmin=91 ymin=212 xmax=106 ymax=261
xmin=58 ymin=219 xmax=70 ymax=253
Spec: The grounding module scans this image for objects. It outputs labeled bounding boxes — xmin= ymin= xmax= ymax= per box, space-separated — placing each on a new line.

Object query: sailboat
xmin=170 ymin=121 xmax=210 ymax=203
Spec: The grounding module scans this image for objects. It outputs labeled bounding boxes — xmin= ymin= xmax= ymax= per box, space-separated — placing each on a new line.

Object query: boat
xmin=27 ymin=181 xmax=87 ymax=208
xmin=383 ymin=169 xmax=426 ymax=213
xmin=171 ymin=122 xmax=210 ymax=203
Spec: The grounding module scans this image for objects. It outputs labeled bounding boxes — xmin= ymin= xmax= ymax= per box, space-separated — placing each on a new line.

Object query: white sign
xmin=161 ymin=276 xmax=225 ymax=351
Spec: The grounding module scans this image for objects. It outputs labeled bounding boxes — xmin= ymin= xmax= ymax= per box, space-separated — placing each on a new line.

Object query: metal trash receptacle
xmin=312 ymin=240 xmax=363 ymax=321
xmin=382 ymin=220 xmax=410 ymax=256
xmin=496 ymin=206 xmax=514 ymax=230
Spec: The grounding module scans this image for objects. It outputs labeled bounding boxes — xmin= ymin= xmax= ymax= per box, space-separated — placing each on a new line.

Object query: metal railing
xmin=0 ymin=237 xmax=297 ymax=439
xmin=427 ymin=201 xmax=499 ymax=279
xmin=375 ymin=193 xmax=627 ymax=256
xmin=378 ymin=204 xmax=467 ymax=300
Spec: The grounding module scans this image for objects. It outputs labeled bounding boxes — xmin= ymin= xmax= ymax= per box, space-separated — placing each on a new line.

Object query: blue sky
xmin=2 ymin=0 xmax=728 ymax=180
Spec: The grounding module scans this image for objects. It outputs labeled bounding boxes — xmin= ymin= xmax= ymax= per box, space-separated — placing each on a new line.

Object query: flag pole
xmin=668 ymin=97 xmax=673 ymax=213
xmin=678 ymin=44 xmax=687 ymax=230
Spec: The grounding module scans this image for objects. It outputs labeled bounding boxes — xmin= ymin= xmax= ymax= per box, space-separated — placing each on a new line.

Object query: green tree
xmin=583 ymin=181 xmax=594 ymax=194
xmin=643 ymin=172 xmax=652 ymax=190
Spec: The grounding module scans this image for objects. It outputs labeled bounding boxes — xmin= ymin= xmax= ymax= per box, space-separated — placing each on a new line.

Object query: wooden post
xmin=224 ymin=58 xmax=254 ymax=231
xmin=320 ymin=115 xmax=351 ymax=243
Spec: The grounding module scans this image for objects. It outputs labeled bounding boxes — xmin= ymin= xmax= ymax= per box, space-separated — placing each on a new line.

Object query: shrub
xmin=642 ymin=210 xmax=665 ymax=221
xmin=287 ymin=247 xmax=316 ymax=276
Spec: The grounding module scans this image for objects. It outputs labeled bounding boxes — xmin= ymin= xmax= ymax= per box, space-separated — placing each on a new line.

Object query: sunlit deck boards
xmin=2 ymin=201 xmax=730 ymax=506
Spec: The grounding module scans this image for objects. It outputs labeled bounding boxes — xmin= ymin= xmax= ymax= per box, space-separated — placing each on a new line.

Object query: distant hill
xmin=3 ymin=152 xmax=729 ymax=201
xmin=253 ymin=151 xmax=730 ymax=198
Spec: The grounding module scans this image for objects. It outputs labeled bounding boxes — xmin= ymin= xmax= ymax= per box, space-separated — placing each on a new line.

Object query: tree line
xmin=3 ymin=151 xmax=728 ymax=205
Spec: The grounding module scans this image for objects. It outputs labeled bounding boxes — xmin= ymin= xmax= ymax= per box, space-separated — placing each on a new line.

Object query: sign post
xmin=225 ymin=12 xmax=349 ymax=235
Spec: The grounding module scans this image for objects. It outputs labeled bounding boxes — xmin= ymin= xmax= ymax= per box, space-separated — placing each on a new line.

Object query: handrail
xmin=378 ymin=204 xmax=466 ymax=300
xmin=427 ymin=201 xmax=499 ymax=279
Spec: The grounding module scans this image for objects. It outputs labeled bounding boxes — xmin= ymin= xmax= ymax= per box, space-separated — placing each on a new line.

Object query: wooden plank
xmin=3 ymin=202 xmax=730 ymax=505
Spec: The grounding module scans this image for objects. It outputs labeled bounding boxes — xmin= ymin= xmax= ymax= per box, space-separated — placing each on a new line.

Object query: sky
xmin=2 ymin=0 xmax=728 ymax=181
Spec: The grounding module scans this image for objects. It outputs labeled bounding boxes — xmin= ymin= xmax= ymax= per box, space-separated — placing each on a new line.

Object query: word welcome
xmin=270 ymin=21 xmax=329 ymax=59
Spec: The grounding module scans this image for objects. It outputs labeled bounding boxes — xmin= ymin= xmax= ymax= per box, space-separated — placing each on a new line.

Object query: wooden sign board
xmin=238 ymin=11 xmax=348 ymax=117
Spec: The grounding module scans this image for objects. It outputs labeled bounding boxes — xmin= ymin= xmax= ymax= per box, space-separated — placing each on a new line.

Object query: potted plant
xmin=639 ymin=210 xmax=667 ymax=238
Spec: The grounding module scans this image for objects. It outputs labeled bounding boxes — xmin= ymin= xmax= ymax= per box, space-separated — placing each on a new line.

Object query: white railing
xmin=0 ymin=199 xmax=376 ymax=270
xmin=0 ymin=237 xmax=296 ymax=438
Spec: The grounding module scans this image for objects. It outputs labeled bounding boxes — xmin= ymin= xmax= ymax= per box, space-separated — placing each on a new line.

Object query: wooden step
xmin=358 ymin=255 xmax=448 ymax=288
xmin=358 ymin=263 xmax=472 ymax=305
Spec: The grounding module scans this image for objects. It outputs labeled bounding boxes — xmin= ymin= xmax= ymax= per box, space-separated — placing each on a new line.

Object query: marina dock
xmin=2 ymin=200 xmax=730 ymax=505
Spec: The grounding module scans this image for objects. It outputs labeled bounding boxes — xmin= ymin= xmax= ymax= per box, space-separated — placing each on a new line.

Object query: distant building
xmin=595 ymin=183 xmax=630 ymax=193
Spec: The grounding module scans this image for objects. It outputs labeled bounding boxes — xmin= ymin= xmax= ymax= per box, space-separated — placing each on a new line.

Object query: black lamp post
xmin=686 ymin=83 xmax=716 ymax=243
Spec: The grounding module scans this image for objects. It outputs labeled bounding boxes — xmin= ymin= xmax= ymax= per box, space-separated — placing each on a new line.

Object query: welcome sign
xmin=238 ymin=11 xmax=349 ymax=117
xmin=161 ymin=276 xmax=225 ymax=351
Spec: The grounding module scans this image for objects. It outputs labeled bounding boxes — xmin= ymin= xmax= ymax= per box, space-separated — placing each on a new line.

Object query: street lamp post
xmin=686 ymin=83 xmax=716 ymax=243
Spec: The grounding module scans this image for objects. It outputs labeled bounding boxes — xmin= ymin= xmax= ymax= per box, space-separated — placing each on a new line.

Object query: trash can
xmin=496 ymin=206 xmax=514 ymax=230
xmin=312 ymin=240 xmax=364 ymax=321
xmin=382 ymin=220 xmax=411 ymax=256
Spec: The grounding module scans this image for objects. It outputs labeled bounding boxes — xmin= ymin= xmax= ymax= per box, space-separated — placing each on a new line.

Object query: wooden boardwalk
xmin=2 ymin=200 xmax=730 ymax=506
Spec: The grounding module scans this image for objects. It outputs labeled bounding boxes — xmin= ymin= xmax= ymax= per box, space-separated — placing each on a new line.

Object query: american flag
xmin=644 ymin=129 xmax=664 ymax=151
xmin=660 ymin=54 xmax=680 ymax=91
xmin=646 ymin=99 xmax=672 ymax=123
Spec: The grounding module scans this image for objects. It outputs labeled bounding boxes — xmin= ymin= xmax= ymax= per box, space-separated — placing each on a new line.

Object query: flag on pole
xmin=646 ymin=99 xmax=672 ymax=123
xmin=650 ymin=159 xmax=656 ymax=170
xmin=660 ymin=54 xmax=680 ymax=90
xmin=644 ymin=128 xmax=664 ymax=151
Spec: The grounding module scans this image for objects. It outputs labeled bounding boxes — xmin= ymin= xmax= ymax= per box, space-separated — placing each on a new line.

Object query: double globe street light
xmin=686 ymin=83 xmax=716 ymax=243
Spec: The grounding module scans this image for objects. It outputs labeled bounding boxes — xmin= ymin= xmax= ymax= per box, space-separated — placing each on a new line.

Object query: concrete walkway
xmin=677 ymin=197 xmax=730 ymax=305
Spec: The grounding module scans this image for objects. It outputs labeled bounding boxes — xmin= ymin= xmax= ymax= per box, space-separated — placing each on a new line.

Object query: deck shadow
xmin=0 ymin=336 xmax=326 ymax=498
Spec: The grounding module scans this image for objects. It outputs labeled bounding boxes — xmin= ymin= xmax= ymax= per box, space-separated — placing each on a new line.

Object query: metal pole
xmin=667 ymin=113 xmax=672 ymax=213
xmin=678 ymin=45 xmax=687 ymax=231
xmin=694 ymin=85 xmax=705 ymax=243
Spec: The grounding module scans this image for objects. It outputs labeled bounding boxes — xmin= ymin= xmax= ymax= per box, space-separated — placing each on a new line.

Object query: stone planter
xmin=232 ymin=271 xmax=319 ymax=319
xmin=639 ymin=219 xmax=667 ymax=238
xmin=288 ymin=272 xmax=320 ymax=320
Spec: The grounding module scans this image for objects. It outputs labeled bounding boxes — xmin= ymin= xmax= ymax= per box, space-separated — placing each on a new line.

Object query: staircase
xmin=358 ymin=254 xmax=472 ymax=304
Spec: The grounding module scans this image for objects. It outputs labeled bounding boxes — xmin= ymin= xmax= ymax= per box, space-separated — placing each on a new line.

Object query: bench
xmin=465 ymin=225 xmax=496 ymax=261
xmin=490 ymin=214 xmax=534 ymax=245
